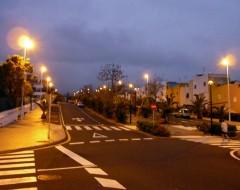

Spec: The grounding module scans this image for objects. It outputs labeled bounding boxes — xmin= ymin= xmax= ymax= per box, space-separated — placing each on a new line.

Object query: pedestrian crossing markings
xmin=0 ymin=150 xmax=37 ymax=188
xmin=65 ymin=125 xmax=131 ymax=131
xmin=172 ymin=135 xmax=240 ymax=150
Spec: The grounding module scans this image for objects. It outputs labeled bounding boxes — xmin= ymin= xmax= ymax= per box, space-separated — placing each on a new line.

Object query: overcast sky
xmin=1 ymin=0 xmax=240 ymax=94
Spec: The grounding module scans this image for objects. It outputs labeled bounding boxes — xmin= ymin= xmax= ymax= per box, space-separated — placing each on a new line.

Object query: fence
xmin=0 ymin=103 xmax=37 ymax=127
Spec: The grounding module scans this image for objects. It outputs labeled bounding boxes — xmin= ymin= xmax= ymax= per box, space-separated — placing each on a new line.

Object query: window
xmin=194 ymin=85 xmax=197 ymax=89
xmin=186 ymin=93 xmax=189 ymax=98
xmin=233 ymin=97 xmax=237 ymax=103
xmin=203 ymin=82 xmax=206 ymax=86
xmin=217 ymin=95 xmax=221 ymax=100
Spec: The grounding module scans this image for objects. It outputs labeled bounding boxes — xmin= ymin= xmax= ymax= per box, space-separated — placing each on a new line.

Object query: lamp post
xmin=46 ymin=77 xmax=51 ymax=93
xmin=222 ymin=58 xmax=231 ymax=121
xmin=208 ymin=80 xmax=213 ymax=132
xmin=20 ymin=36 xmax=34 ymax=119
xmin=129 ymin=83 xmax=133 ymax=124
xmin=40 ymin=66 xmax=47 ymax=100
xmin=144 ymin=74 xmax=149 ymax=96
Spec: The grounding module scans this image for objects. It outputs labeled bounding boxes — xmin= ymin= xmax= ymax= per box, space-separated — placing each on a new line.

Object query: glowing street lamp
xmin=144 ymin=74 xmax=149 ymax=96
xmin=19 ymin=36 xmax=34 ymax=119
xmin=221 ymin=57 xmax=231 ymax=121
xmin=208 ymin=80 xmax=214 ymax=130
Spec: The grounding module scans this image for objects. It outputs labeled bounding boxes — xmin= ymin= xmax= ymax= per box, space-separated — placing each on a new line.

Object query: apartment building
xmin=211 ymin=82 xmax=240 ymax=113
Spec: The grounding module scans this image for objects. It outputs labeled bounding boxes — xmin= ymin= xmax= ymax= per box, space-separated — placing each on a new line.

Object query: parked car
xmin=77 ymin=102 xmax=85 ymax=108
xmin=173 ymin=108 xmax=190 ymax=119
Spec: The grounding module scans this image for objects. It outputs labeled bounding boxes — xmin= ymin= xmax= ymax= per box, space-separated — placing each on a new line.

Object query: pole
xmin=226 ymin=64 xmax=231 ymax=121
xmin=20 ymin=47 xmax=27 ymax=119
xmin=210 ymin=84 xmax=213 ymax=130
xmin=130 ymin=92 xmax=132 ymax=124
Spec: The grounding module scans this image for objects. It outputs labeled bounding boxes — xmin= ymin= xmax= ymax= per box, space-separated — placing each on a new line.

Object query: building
xmin=211 ymin=82 xmax=240 ymax=113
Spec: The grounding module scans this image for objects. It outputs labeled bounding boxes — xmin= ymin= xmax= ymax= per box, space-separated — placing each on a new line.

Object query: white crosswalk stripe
xmin=172 ymin=135 xmax=240 ymax=150
xmin=0 ymin=150 xmax=37 ymax=188
xmin=65 ymin=125 xmax=130 ymax=131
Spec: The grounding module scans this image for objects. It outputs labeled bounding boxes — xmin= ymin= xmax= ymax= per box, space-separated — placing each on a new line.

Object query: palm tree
xmin=191 ymin=94 xmax=208 ymax=119
xmin=160 ymin=95 xmax=177 ymax=122
xmin=214 ymin=104 xmax=227 ymax=121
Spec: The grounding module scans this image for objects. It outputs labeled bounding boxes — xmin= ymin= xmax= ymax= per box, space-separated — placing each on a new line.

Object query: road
xmin=0 ymin=102 xmax=240 ymax=189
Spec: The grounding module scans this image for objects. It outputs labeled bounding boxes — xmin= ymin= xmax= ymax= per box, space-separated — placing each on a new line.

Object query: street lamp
xmin=19 ymin=36 xmax=34 ymax=119
xmin=46 ymin=77 xmax=51 ymax=93
xmin=221 ymin=57 xmax=231 ymax=121
xmin=40 ymin=66 xmax=47 ymax=99
xmin=208 ymin=80 xmax=214 ymax=132
xmin=129 ymin=83 xmax=133 ymax=124
xmin=144 ymin=74 xmax=149 ymax=96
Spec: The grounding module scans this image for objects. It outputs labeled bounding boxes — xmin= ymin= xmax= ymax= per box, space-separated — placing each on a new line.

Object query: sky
xmin=1 ymin=0 xmax=240 ymax=94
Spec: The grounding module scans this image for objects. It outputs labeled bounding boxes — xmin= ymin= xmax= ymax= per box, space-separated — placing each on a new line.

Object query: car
xmin=173 ymin=108 xmax=190 ymax=119
xmin=77 ymin=102 xmax=85 ymax=108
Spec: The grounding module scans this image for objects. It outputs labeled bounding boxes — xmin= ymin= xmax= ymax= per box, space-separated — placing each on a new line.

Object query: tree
xmin=0 ymin=55 xmax=33 ymax=105
xmin=97 ymin=64 xmax=126 ymax=94
xmin=191 ymin=94 xmax=208 ymax=119
xmin=148 ymin=74 xmax=164 ymax=101
xmin=160 ymin=95 xmax=177 ymax=122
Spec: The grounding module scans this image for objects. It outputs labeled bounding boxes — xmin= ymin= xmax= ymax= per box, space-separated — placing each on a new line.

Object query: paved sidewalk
xmin=0 ymin=107 xmax=67 ymax=154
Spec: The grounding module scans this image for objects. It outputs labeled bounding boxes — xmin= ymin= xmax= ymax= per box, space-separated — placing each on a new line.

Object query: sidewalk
xmin=0 ymin=107 xmax=67 ymax=154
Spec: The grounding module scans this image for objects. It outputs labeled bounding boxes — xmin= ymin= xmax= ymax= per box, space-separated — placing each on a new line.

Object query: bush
xmin=137 ymin=121 xmax=170 ymax=137
xmin=140 ymin=106 xmax=151 ymax=118
xmin=196 ymin=122 xmax=237 ymax=137
xmin=115 ymin=102 xmax=128 ymax=123
xmin=103 ymin=101 xmax=114 ymax=118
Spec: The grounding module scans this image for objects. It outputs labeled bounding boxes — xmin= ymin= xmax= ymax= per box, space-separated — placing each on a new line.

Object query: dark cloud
xmin=1 ymin=0 xmax=240 ymax=93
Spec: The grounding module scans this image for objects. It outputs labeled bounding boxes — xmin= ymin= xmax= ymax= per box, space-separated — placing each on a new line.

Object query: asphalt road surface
xmin=0 ymin=102 xmax=239 ymax=190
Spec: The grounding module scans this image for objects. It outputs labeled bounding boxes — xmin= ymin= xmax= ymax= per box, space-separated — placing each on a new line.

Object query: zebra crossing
xmin=65 ymin=125 xmax=131 ymax=131
xmin=172 ymin=135 xmax=240 ymax=150
xmin=0 ymin=150 xmax=37 ymax=189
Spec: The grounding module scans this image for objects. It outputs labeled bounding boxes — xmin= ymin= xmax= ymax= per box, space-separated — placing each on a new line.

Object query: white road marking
xmin=85 ymin=168 xmax=108 ymax=175
xmin=119 ymin=139 xmax=129 ymax=141
xmin=0 ymin=163 xmax=35 ymax=169
xmin=93 ymin=126 xmax=102 ymax=130
xmin=66 ymin=126 xmax=72 ymax=130
xmin=118 ymin=127 xmax=131 ymax=131
xmin=101 ymin=126 xmax=112 ymax=131
xmin=172 ymin=125 xmax=197 ymax=131
xmin=131 ymin=138 xmax=141 ymax=141
xmin=93 ymin=133 xmax=108 ymax=138
xmin=0 ymin=168 xmax=36 ymax=176
xmin=0 ymin=158 xmax=34 ymax=164
xmin=55 ymin=146 xmax=125 ymax=189
xmin=75 ymin=126 xmax=82 ymax=130
xmin=95 ymin=177 xmax=126 ymax=189
xmin=90 ymin=141 xmax=101 ymax=143
xmin=105 ymin=139 xmax=115 ymax=142
xmin=84 ymin=126 xmax=92 ymax=130
xmin=56 ymin=145 xmax=96 ymax=167
xmin=143 ymin=138 xmax=153 ymax=140
xmin=110 ymin=126 xmax=121 ymax=131
xmin=38 ymin=165 xmax=96 ymax=172
xmin=0 ymin=177 xmax=37 ymax=186
xmin=0 ymin=154 xmax=34 ymax=159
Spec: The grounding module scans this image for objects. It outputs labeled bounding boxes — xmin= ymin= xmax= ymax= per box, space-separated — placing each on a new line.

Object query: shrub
xmin=196 ymin=122 xmax=210 ymax=134
xmin=115 ymin=102 xmax=128 ymax=123
xmin=140 ymin=106 xmax=151 ymax=118
xmin=137 ymin=121 xmax=170 ymax=137
xmin=196 ymin=122 xmax=237 ymax=137
xmin=103 ymin=101 xmax=114 ymax=118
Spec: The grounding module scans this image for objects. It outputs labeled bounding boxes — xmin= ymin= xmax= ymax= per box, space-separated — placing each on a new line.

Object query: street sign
xmin=151 ymin=103 xmax=157 ymax=110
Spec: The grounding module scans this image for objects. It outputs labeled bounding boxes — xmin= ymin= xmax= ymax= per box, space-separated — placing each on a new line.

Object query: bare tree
xmin=97 ymin=64 xmax=126 ymax=94
xmin=148 ymin=74 xmax=164 ymax=101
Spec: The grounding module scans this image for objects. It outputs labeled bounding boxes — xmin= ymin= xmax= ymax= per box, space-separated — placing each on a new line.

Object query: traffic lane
xmin=67 ymin=138 xmax=240 ymax=190
xmin=66 ymin=126 xmax=154 ymax=144
xmin=60 ymin=102 xmax=101 ymax=125
xmin=34 ymin=147 xmax=107 ymax=190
